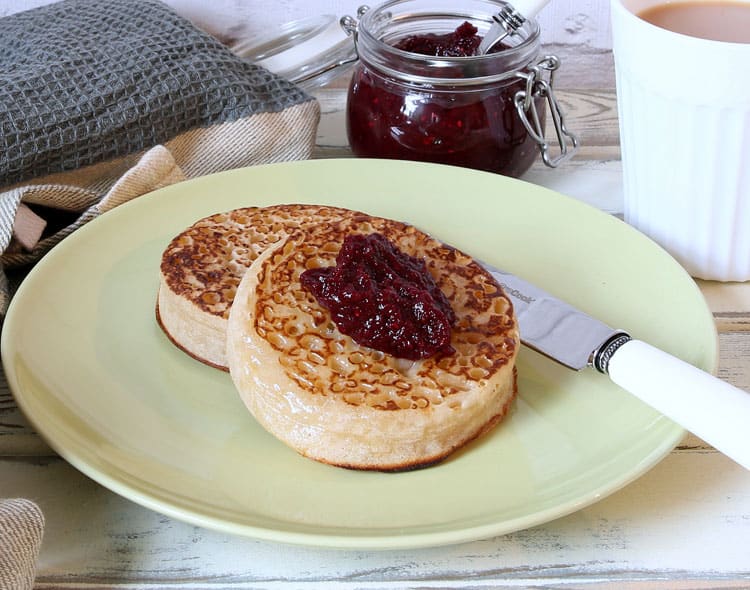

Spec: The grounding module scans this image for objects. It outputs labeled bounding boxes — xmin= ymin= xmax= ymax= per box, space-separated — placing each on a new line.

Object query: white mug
xmin=611 ymin=0 xmax=750 ymax=281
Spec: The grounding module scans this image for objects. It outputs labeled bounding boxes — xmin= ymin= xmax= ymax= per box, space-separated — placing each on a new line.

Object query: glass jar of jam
xmin=340 ymin=0 xmax=577 ymax=177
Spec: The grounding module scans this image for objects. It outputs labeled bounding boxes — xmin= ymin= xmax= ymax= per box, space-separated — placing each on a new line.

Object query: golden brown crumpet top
xmin=156 ymin=204 xmax=355 ymax=370
xmin=227 ymin=213 xmax=520 ymax=471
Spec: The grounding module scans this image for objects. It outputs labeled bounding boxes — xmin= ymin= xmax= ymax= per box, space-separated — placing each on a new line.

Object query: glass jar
xmin=341 ymin=0 xmax=577 ymax=177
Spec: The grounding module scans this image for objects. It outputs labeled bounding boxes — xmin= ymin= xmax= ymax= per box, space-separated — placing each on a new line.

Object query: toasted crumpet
xmin=227 ymin=213 xmax=519 ymax=471
xmin=156 ymin=204 xmax=356 ymax=370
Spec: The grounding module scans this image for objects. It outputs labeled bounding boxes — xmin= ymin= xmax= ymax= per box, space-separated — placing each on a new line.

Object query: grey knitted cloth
xmin=0 ymin=0 xmax=313 ymax=186
xmin=0 ymin=0 xmax=320 ymax=316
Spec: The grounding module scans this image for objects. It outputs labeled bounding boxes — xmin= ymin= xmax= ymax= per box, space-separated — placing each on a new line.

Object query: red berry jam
xmin=300 ymin=233 xmax=455 ymax=360
xmin=346 ymin=22 xmax=543 ymax=177
xmin=394 ymin=21 xmax=482 ymax=57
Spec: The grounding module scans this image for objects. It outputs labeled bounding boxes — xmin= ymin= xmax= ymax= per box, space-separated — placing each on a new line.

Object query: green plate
xmin=2 ymin=159 xmax=717 ymax=549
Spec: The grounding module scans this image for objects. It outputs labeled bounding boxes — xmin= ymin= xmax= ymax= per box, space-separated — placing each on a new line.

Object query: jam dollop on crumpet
xmin=300 ymin=232 xmax=456 ymax=360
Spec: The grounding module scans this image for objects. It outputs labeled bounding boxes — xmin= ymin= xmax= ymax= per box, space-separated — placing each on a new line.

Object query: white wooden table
xmin=2 ymin=86 xmax=750 ymax=589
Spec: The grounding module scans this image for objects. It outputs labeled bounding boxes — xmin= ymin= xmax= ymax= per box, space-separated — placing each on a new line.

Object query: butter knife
xmin=484 ymin=262 xmax=750 ymax=471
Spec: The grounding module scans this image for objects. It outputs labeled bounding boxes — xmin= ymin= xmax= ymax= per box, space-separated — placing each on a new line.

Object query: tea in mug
xmin=638 ymin=1 xmax=750 ymax=42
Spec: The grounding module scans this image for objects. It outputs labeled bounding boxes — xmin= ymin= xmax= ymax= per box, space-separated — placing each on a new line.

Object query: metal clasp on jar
xmin=340 ymin=6 xmax=368 ymax=41
xmin=514 ymin=56 xmax=578 ymax=168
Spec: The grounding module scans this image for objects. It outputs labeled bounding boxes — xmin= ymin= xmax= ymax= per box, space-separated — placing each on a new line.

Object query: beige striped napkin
xmin=0 ymin=499 xmax=44 ymax=589
xmin=0 ymin=144 xmax=190 ymax=314
xmin=0 ymin=116 xmax=319 ymax=316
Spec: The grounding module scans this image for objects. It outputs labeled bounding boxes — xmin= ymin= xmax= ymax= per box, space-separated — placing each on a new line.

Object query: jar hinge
xmin=514 ymin=56 xmax=578 ymax=168
xmin=339 ymin=6 xmax=371 ymax=58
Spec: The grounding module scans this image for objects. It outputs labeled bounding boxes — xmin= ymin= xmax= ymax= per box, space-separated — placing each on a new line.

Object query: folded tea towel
xmin=0 ymin=499 xmax=44 ymax=590
xmin=0 ymin=0 xmax=320 ymax=316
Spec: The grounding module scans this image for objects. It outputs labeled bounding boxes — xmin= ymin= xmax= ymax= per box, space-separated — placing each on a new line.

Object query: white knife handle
xmin=510 ymin=0 xmax=551 ymax=20
xmin=607 ymin=339 xmax=750 ymax=471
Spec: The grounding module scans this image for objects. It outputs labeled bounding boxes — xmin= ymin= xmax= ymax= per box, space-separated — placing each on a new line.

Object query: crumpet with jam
xmin=226 ymin=211 xmax=520 ymax=471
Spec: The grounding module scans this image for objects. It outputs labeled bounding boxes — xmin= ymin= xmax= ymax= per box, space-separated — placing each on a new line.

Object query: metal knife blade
xmin=479 ymin=260 xmax=750 ymax=471
xmin=484 ymin=262 xmax=625 ymax=371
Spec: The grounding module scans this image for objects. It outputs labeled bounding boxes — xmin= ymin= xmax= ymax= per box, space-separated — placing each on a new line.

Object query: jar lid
xmin=230 ymin=15 xmax=357 ymax=89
